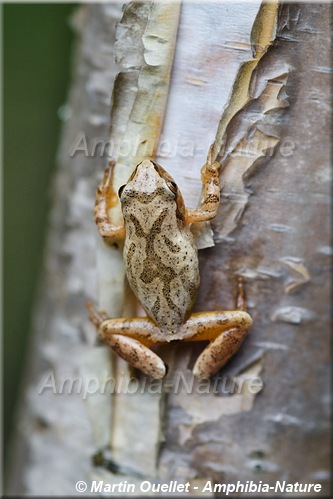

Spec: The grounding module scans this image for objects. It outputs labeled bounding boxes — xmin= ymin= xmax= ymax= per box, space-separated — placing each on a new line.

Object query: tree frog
xmin=88 ymin=147 xmax=252 ymax=380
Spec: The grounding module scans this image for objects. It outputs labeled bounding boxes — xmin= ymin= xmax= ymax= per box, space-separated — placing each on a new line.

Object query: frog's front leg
xmin=87 ymin=303 xmax=166 ymax=379
xmin=182 ymin=278 xmax=252 ymax=380
xmin=186 ymin=145 xmax=222 ymax=224
xmin=95 ymin=160 xmax=125 ymax=243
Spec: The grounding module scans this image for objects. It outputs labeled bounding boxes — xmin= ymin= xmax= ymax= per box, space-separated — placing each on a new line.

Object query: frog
xmin=87 ymin=146 xmax=252 ymax=380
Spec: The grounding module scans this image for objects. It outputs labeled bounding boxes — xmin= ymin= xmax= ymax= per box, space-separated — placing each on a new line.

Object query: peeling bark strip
xmin=111 ymin=2 xmax=180 ymax=169
xmin=96 ymin=2 xmax=181 ymax=477
xmin=211 ymin=1 xmax=290 ymax=244
xmin=214 ymin=0 xmax=278 ymax=160
xmin=193 ymin=0 xmax=281 ymax=247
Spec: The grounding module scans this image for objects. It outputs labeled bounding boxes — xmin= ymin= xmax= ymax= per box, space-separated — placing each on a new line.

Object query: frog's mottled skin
xmin=122 ymin=161 xmax=199 ymax=335
xmin=89 ymin=149 xmax=252 ymax=380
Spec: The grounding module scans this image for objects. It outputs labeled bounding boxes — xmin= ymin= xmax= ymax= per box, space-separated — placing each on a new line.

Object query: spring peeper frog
xmin=88 ymin=147 xmax=252 ymax=380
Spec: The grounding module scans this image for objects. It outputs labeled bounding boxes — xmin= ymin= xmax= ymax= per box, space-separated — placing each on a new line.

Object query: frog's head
xmin=118 ymin=160 xmax=186 ymax=221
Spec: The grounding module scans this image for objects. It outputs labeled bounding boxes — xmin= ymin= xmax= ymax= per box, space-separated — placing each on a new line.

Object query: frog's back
xmin=123 ymin=197 xmax=200 ymax=335
xmin=120 ymin=160 xmax=200 ymax=335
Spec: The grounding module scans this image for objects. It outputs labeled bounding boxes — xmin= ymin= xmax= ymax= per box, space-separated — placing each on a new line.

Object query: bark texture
xmin=6 ymin=2 xmax=331 ymax=496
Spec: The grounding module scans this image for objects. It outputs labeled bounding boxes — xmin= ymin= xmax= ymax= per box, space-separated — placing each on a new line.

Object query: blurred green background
xmin=4 ymin=4 xmax=76 ymax=461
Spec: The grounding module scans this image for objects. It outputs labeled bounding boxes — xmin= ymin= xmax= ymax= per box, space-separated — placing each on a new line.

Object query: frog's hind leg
xmin=183 ymin=278 xmax=252 ymax=380
xmin=87 ymin=303 xmax=166 ymax=379
xmin=106 ymin=333 xmax=166 ymax=379
xmin=191 ymin=319 xmax=251 ymax=381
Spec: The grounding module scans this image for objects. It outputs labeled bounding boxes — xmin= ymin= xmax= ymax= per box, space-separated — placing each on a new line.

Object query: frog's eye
xmin=167 ymin=180 xmax=177 ymax=194
xmin=118 ymin=184 xmax=125 ymax=198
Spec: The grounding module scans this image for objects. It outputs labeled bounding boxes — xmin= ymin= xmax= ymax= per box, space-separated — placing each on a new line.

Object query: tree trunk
xmin=7 ymin=2 xmax=331 ymax=496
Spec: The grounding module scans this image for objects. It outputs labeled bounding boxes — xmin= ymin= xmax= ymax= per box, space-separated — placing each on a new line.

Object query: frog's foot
xmin=86 ymin=301 xmax=108 ymax=328
xmin=201 ymin=143 xmax=221 ymax=177
xmin=235 ymin=275 xmax=246 ymax=311
xmin=97 ymin=317 xmax=166 ymax=379
xmin=97 ymin=160 xmax=116 ymax=198
xmin=94 ymin=160 xmax=125 ymax=243
xmin=186 ymin=144 xmax=222 ymax=224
